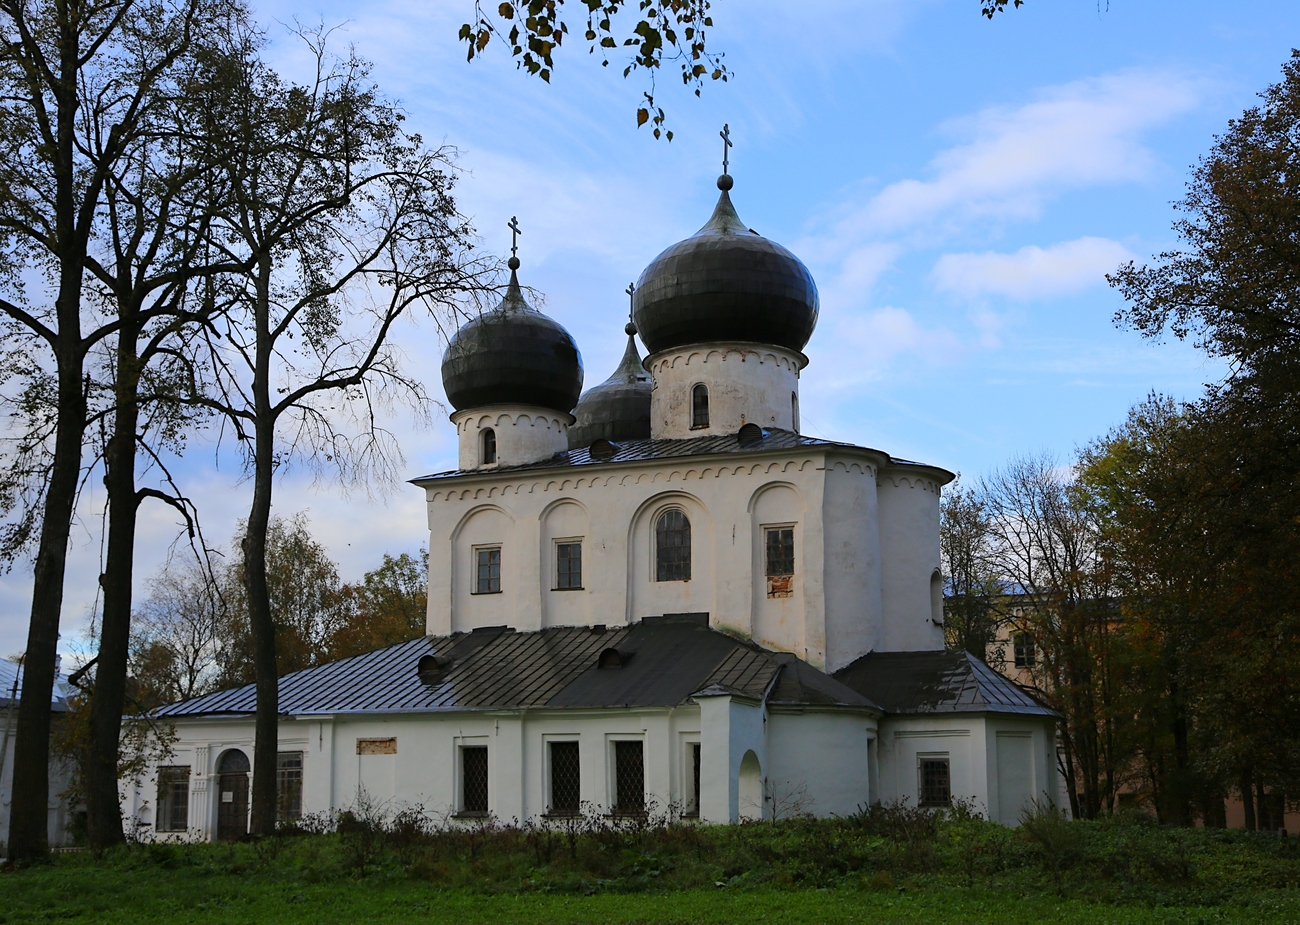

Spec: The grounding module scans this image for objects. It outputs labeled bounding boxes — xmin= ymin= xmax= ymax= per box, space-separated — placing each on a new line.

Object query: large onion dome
xmin=441 ymin=261 xmax=583 ymax=415
xmin=632 ymin=176 xmax=819 ymax=355
xmin=567 ymin=323 xmax=652 ymax=448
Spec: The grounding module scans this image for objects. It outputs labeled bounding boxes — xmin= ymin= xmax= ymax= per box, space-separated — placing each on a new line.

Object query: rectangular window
xmin=548 ymin=741 xmax=581 ymax=815
xmin=461 ymin=745 xmax=489 ymax=814
xmin=686 ymin=742 xmax=702 ymax=817
xmin=277 ymin=751 xmax=303 ymax=823
xmin=919 ymin=757 xmax=951 ymax=808
xmin=555 ymin=542 xmax=582 ymax=590
xmin=155 ymin=766 xmax=190 ymax=832
xmin=475 ymin=547 xmax=501 ymax=594
xmin=765 ymin=527 xmax=795 ymax=576
xmin=613 ymin=740 xmax=645 ymax=815
xmin=1013 ymin=633 xmax=1036 ymax=669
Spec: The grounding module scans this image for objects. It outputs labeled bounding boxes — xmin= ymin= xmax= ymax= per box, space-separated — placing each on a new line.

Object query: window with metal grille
xmin=555 ymin=542 xmax=582 ymax=590
xmin=765 ymin=527 xmax=795 ymax=576
xmin=691 ymin=384 xmax=709 ymax=428
xmin=1013 ymin=633 xmax=1036 ymax=668
xmin=277 ymin=751 xmax=303 ymax=823
xmin=461 ymin=746 xmax=489 ymax=813
xmin=613 ymin=740 xmax=645 ymax=814
xmin=475 ymin=547 xmax=501 ymax=594
xmin=549 ymin=741 xmax=581 ymax=814
xmin=481 ymin=428 xmax=496 ymax=465
xmin=155 ymin=766 xmax=190 ymax=832
xmin=919 ymin=758 xmax=951 ymax=808
xmin=655 ymin=510 xmax=691 ymax=582
xmin=686 ymin=742 xmax=702 ymax=816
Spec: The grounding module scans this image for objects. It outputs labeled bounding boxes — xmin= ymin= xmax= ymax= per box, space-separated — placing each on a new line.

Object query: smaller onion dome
xmin=633 ymin=175 xmax=819 ymax=356
xmin=567 ymin=322 xmax=652 ymax=448
xmin=441 ymin=260 xmax=584 ymax=415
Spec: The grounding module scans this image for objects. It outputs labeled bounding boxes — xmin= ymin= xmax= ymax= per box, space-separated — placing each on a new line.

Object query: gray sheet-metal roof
xmin=833 ymin=650 xmax=1058 ymax=718
xmin=157 ymin=616 xmax=879 ymax=718
xmin=0 ymin=659 xmax=71 ymax=712
xmin=412 ymin=428 xmax=952 ymax=483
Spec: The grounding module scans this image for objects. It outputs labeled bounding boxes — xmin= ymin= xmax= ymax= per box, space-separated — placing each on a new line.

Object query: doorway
xmin=215 ymin=749 xmax=250 ymax=841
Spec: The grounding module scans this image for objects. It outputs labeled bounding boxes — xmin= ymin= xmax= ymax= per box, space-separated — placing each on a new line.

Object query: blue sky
xmin=6 ymin=0 xmax=1300 ymax=660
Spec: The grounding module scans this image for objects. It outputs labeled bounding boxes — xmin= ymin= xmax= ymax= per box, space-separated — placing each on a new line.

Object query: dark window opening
xmin=919 ymin=758 xmax=951 ymax=808
xmin=481 ymin=428 xmax=496 ymax=465
xmin=655 ymin=509 xmax=691 ymax=582
xmin=791 ymin=392 xmax=799 ymax=431
xmin=277 ymin=751 xmax=303 ymax=823
xmin=614 ymin=740 xmax=645 ymax=815
xmin=766 ymin=527 xmax=795 ymax=576
xmin=555 ymin=542 xmax=582 ymax=590
xmin=691 ymin=384 xmax=709 ymax=428
xmin=686 ymin=743 xmax=702 ymax=817
xmin=156 ymin=766 xmax=190 ymax=832
xmin=549 ymin=741 xmax=581 ymax=815
xmin=461 ymin=746 xmax=489 ymax=814
xmin=475 ymin=547 xmax=501 ymax=594
xmin=1013 ymin=633 xmax=1036 ymax=669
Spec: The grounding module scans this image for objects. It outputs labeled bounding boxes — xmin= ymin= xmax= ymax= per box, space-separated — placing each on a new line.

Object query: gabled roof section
xmin=832 ymin=650 xmax=1057 ymax=718
xmin=156 ymin=617 xmax=879 ymax=718
xmin=0 ymin=659 xmax=70 ymax=712
xmin=411 ymin=428 xmax=951 ymax=484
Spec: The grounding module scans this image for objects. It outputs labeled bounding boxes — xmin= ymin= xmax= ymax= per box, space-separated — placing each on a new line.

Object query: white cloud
xmin=806 ymin=305 xmax=965 ymax=391
xmin=933 ymin=236 xmax=1134 ymax=300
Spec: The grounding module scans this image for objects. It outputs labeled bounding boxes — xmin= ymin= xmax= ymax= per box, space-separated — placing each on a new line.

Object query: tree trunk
xmin=1241 ymin=769 xmax=1257 ymax=831
xmin=85 ymin=316 xmax=141 ymax=851
xmin=245 ymin=257 xmax=278 ymax=836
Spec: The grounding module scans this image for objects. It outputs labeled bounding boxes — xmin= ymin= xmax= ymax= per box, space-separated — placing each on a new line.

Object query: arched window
xmin=481 ymin=427 xmax=496 ymax=465
xmin=655 ymin=509 xmax=691 ymax=581
xmin=691 ymin=384 xmax=709 ymax=429
xmin=791 ymin=392 xmax=799 ymax=432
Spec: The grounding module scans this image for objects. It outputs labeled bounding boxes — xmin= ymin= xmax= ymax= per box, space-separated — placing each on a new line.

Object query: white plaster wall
xmin=982 ymin=716 xmax=1062 ymax=825
xmin=452 ymin=405 xmax=572 ymax=470
xmin=698 ymin=695 xmax=768 ymax=823
xmin=646 ymin=344 xmax=803 ymax=439
xmin=877 ymin=715 xmax=985 ymax=812
xmin=822 ymin=459 xmax=883 ymax=672
xmin=449 ymin=505 xmax=519 ymax=633
xmin=0 ymin=714 xmax=76 ymax=848
xmin=749 ymin=483 xmax=806 ymax=656
xmin=541 ymin=499 xmax=592 ymax=627
xmin=876 ymin=467 xmax=946 ymax=652
xmin=766 ymin=710 xmax=877 ymax=818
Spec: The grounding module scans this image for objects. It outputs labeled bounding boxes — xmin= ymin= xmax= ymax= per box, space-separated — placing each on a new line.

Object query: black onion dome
xmin=441 ymin=267 xmax=583 ymax=415
xmin=632 ymin=179 xmax=819 ymax=355
xmin=567 ymin=324 xmax=652 ymax=449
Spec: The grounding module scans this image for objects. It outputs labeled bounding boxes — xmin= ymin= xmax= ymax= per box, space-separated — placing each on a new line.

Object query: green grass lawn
xmin=4 ymin=807 xmax=1300 ymax=923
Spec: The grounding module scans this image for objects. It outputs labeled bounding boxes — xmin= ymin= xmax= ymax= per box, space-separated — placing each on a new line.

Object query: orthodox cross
xmin=720 ymin=123 xmax=732 ymax=175
xmin=626 ymin=282 xmax=635 ymax=321
xmin=508 ymin=216 xmax=522 ymax=259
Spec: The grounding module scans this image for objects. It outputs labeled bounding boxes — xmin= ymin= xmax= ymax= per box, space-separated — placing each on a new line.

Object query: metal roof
xmin=157 ymin=616 xmax=878 ymax=719
xmin=413 ymin=428 xmax=952 ymax=483
xmin=832 ymin=650 xmax=1058 ymax=718
xmin=0 ymin=659 xmax=71 ymax=712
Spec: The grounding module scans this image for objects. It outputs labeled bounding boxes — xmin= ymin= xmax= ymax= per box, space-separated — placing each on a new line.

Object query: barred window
xmin=691 ymin=384 xmax=709 ymax=428
xmin=613 ymin=740 xmax=645 ymax=815
xmin=481 ymin=428 xmax=496 ymax=465
xmin=1013 ymin=633 xmax=1036 ymax=669
xmin=155 ymin=766 xmax=190 ymax=832
xmin=655 ymin=510 xmax=691 ymax=582
xmin=475 ymin=547 xmax=501 ymax=594
xmin=277 ymin=751 xmax=303 ymax=823
xmin=919 ymin=758 xmax=951 ymax=808
xmin=765 ymin=527 xmax=795 ymax=576
xmin=549 ymin=741 xmax=581 ymax=815
xmin=461 ymin=746 xmax=489 ymax=814
xmin=555 ymin=542 xmax=582 ymax=590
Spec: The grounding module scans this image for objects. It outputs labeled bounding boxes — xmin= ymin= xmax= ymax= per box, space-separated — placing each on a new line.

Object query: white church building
xmin=126 ymin=168 xmax=1060 ymax=841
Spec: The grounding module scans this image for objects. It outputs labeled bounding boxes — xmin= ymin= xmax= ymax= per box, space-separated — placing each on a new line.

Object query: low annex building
xmin=124 ymin=164 xmax=1061 ymax=840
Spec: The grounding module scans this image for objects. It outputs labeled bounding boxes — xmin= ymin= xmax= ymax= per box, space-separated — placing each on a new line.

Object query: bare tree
xmin=183 ymin=27 xmax=491 ymax=835
xmin=939 ymin=478 xmax=1004 ymax=660
xmin=131 ymin=554 xmax=228 ymax=703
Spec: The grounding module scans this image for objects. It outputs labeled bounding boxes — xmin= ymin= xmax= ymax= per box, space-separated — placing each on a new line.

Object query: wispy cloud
xmin=933 ymin=236 xmax=1134 ymax=300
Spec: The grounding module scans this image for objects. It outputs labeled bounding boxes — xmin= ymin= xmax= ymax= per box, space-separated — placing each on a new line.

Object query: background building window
xmin=919 ymin=757 xmax=951 ymax=808
xmin=155 ymin=766 xmax=190 ymax=832
xmin=277 ymin=751 xmax=303 ymax=822
xmin=1013 ymin=633 xmax=1036 ymax=669
xmin=691 ymin=384 xmax=709 ymax=428
xmin=475 ymin=547 xmax=501 ymax=594
xmin=481 ymin=428 xmax=496 ymax=465
xmin=549 ymin=741 xmax=581 ymax=814
xmin=613 ymin=740 xmax=645 ymax=814
xmin=655 ymin=510 xmax=691 ymax=581
xmin=555 ymin=541 xmax=582 ymax=590
xmin=461 ymin=746 xmax=489 ymax=814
